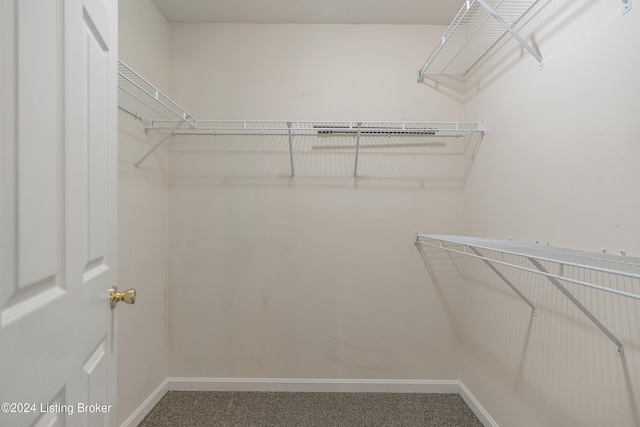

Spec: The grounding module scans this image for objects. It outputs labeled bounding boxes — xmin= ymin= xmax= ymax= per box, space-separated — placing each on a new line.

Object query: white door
xmin=1 ymin=0 xmax=118 ymax=425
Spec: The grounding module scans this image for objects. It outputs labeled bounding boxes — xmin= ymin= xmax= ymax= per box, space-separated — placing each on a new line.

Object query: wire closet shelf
xmin=414 ymin=234 xmax=640 ymax=356
xmin=418 ymin=0 xmax=544 ymax=77
xmin=417 ymin=0 xmax=632 ymax=78
xmin=117 ymin=59 xmax=486 ymax=180
xmin=154 ymin=120 xmax=484 ymax=136
xmin=118 ymin=60 xmax=195 ymax=127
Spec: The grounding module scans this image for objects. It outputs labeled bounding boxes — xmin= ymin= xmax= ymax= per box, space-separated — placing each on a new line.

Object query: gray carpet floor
xmin=138 ymin=391 xmax=484 ymax=426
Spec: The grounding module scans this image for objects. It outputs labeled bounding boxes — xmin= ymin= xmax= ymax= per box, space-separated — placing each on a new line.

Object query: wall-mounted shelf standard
xmin=118 ymin=61 xmax=486 ymax=181
xmin=414 ymin=234 xmax=640 ymax=356
xmin=417 ymin=0 xmax=632 ymax=78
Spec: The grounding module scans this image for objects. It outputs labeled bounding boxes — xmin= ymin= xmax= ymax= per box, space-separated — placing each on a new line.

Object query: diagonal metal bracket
xmin=527 ymin=257 xmax=624 ymax=356
xmin=469 ymin=246 xmax=537 ymax=316
xmin=133 ymin=122 xmax=183 ymax=171
xmin=476 ymin=0 xmax=544 ymax=70
xmin=623 ymin=0 xmax=631 ymax=14
xmin=413 ymin=235 xmax=536 ymax=315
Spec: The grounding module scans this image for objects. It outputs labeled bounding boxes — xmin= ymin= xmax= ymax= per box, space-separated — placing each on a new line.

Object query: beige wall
xmin=117 ymin=0 xmax=170 ymax=424
xmin=168 ymin=183 xmax=462 ymax=379
xmin=167 ymin=24 xmax=464 ymax=380
xmin=460 ymin=0 xmax=640 ymax=425
xmin=169 ymin=24 xmax=458 ymax=122
xmin=119 ymin=0 xmax=170 ymax=91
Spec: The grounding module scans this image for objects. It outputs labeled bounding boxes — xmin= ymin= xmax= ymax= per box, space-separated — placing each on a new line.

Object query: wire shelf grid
xmin=118 ymin=60 xmax=195 ymax=126
xmin=418 ymin=0 xmax=542 ymax=76
xmin=415 ymin=234 xmax=640 ymax=296
xmin=155 ymin=120 xmax=483 ymax=137
xmin=415 ymin=233 xmax=640 ymax=356
xmin=117 ymin=61 xmax=485 ymax=180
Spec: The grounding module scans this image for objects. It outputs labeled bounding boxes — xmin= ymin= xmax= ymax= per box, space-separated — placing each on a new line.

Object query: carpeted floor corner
xmin=138 ymin=391 xmax=484 ymax=426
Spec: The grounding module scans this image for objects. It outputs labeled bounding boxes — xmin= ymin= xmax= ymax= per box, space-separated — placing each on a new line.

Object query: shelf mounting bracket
xmin=476 ymin=0 xmax=544 ymax=70
xmin=468 ymin=246 xmax=537 ymax=316
xmin=527 ymin=257 xmax=624 ymax=356
xmin=133 ymin=122 xmax=183 ymax=171
xmin=623 ymin=0 xmax=631 ymax=14
xmin=287 ymin=122 xmax=296 ymax=182
xmin=353 ymin=123 xmax=362 ymax=183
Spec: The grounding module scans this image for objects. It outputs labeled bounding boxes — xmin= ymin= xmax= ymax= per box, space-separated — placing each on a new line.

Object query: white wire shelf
xmin=416 ymin=234 xmax=640 ymax=283
xmin=117 ymin=61 xmax=485 ymax=180
xmin=418 ymin=0 xmax=543 ymax=77
xmin=154 ymin=120 xmax=484 ymax=137
xmin=118 ymin=60 xmax=196 ymax=127
xmin=414 ymin=234 xmax=640 ymax=356
xmin=164 ymin=121 xmax=486 ymax=182
xmin=418 ymin=0 xmax=631 ymax=78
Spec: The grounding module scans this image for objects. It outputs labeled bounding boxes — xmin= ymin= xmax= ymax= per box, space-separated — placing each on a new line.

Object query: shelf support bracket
xmin=353 ymin=123 xmax=362 ymax=183
xmin=623 ymin=0 xmax=631 ymax=14
xmin=476 ymin=0 xmax=545 ymax=70
xmin=287 ymin=122 xmax=296 ymax=182
xmin=468 ymin=246 xmax=537 ymax=316
xmin=133 ymin=122 xmax=183 ymax=171
xmin=527 ymin=257 xmax=624 ymax=356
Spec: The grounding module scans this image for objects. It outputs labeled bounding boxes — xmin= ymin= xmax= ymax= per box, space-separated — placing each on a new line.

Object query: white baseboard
xmin=119 ymin=379 xmax=168 ymax=427
xmin=125 ymin=378 xmax=496 ymax=427
xmin=168 ymin=377 xmax=459 ymax=394
xmin=458 ymin=381 xmax=498 ymax=427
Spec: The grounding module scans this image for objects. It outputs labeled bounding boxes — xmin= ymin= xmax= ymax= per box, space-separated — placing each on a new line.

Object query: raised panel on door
xmin=81 ymin=336 xmax=110 ymax=427
xmin=1 ymin=0 xmax=65 ymax=326
xmin=82 ymin=5 xmax=111 ymax=283
xmin=32 ymin=389 xmax=67 ymax=427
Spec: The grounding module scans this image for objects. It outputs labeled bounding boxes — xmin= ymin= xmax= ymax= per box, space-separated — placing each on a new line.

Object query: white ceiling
xmin=150 ymin=0 xmax=461 ymax=25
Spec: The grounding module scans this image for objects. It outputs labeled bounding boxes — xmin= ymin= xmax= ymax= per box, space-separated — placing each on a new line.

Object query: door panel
xmin=4 ymin=0 xmax=64 ymax=322
xmin=82 ymin=336 xmax=110 ymax=427
xmin=17 ymin=0 xmax=61 ymax=290
xmin=85 ymin=9 xmax=109 ymax=276
xmin=33 ymin=390 xmax=66 ymax=427
xmin=0 ymin=0 xmax=118 ymax=425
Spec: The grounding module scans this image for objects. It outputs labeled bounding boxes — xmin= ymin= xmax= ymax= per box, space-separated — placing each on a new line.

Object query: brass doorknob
xmin=110 ymin=286 xmax=136 ymax=309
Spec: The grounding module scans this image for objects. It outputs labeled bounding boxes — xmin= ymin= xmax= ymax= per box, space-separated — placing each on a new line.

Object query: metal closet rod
xmin=414 ymin=234 xmax=640 ymax=356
